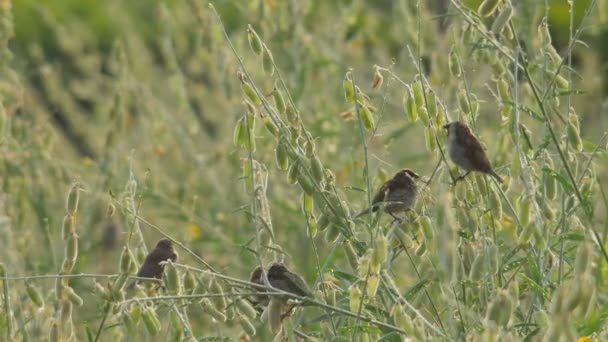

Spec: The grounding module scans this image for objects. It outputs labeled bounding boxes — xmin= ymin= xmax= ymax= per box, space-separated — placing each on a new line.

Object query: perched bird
xmin=266 ymin=263 xmax=313 ymax=299
xmin=443 ymin=121 xmax=503 ymax=183
xmin=355 ymin=169 xmax=420 ymax=222
xmin=130 ymin=238 xmax=177 ymax=288
xmin=248 ymin=265 xmax=269 ymax=307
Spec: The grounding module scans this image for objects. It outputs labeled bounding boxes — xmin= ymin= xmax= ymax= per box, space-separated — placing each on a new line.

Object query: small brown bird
xmin=267 ymin=263 xmax=313 ymax=299
xmin=248 ymin=265 xmax=269 ymax=307
xmin=355 ymin=169 xmax=420 ymax=222
xmin=443 ymin=121 xmax=503 ymax=183
xmin=130 ymin=238 xmax=177 ymax=288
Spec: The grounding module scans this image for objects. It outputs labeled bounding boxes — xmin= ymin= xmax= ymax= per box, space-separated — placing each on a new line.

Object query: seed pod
xmin=209 ymin=278 xmax=227 ymax=311
xmin=343 ymin=240 xmax=359 ymax=271
xmin=66 ymin=183 xmax=80 ymax=215
xmin=60 ymin=300 xmax=72 ymax=323
xmin=411 ymin=81 xmax=423 ymax=110
xmin=366 ymin=273 xmax=380 ymax=297
xmin=449 ymin=48 xmax=461 ymax=78
xmin=324 ymin=223 xmax=341 ymax=243
xmin=478 ymin=0 xmax=500 ymax=17
xmin=485 ymin=290 xmax=512 ymax=327
xmin=469 ymin=252 xmax=486 ymax=281
xmin=419 ymin=107 xmax=429 ymax=126
xmin=275 ymin=140 xmax=289 ymax=170
xmin=371 ymin=67 xmax=384 ymax=90
xmin=170 ymin=311 xmax=184 ymax=342
xmin=165 ymin=261 xmax=180 ymax=295
xmin=64 ymin=286 xmax=83 ymax=306
xmin=310 ymin=156 xmax=324 ymax=183
xmin=358 ymin=254 xmax=371 ymax=278
xmin=371 ymin=236 xmax=388 ymax=272
xmin=262 ymin=45 xmax=274 ymax=76
xmin=62 ymin=214 xmax=74 ymax=241
xmin=497 ymin=78 xmax=510 ymax=100
xmin=122 ymin=311 xmax=136 ymax=333
xmin=287 ymin=162 xmax=299 ymax=185
xmin=65 ymin=234 xmax=78 ymax=263
xmin=26 ymin=282 xmax=44 ymax=307
xmin=272 ymin=88 xmax=286 ymax=114
xmin=358 ymin=102 xmax=375 ymax=130
xmin=392 ymin=304 xmax=414 ymax=335
xmin=49 ymin=321 xmax=60 ymax=342
xmin=183 ymin=271 xmax=196 ymax=295
xmin=426 ymin=91 xmax=437 ymax=119
xmin=247 ymin=25 xmax=263 ymax=55
xmin=415 ymin=239 xmax=426 ymax=256
xmin=343 ymin=72 xmax=355 ymax=102
xmin=349 ymin=285 xmax=362 ymax=313
xmin=518 ymin=195 xmax=531 ymax=227
xmin=302 ymin=193 xmax=314 ymax=214
xmin=119 ymin=246 xmax=132 ymax=274
xmin=262 ymin=115 xmax=279 ymax=138
xmin=267 ymin=297 xmax=283 ymax=334
xmin=317 ymin=213 xmax=331 ymax=232
xmin=297 ymin=172 xmax=315 ymax=196
xmin=142 ymin=307 xmax=161 ymax=335
xmin=489 ymin=187 xmax=502 ymax=218
xmin=424 ymin=126 xmax=436 ymax=152
xmin=113 ymin=273 xmax=129 ymax=290
xmin=234 ymin=117 xmax=246 ymax=146
xmin=574 ymin=244 xmax=589 ymax=274
xmin=236 ymin=299 xmax=257 ymax=320
xmin=239 ymin=314 xmax=257 ymax=336
xmin=491 ymin=5 xmax=513 ymax=34
xmin=518 ymin=224 xmax=533 ymax=245
xmin=555 ymin=74 xmax=569 ymax=90
xmin=241 ymin=80 xmax=261 ymax=105
xmin=486 ymin=243 xmax=499 ymax=275
xmin=458 ymin=90 xmax=470 ymax=114
xmin=404 ymin=90 xmax=418 ymax=122
xmin=420 ymin=216 xmax=434 ymax=240
xmin=567 ymin=116 xmax=582 ymax=151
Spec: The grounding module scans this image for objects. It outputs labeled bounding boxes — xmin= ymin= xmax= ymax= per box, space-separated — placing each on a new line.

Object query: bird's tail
xmin=489 ymin=170 xmax=503 ymax=183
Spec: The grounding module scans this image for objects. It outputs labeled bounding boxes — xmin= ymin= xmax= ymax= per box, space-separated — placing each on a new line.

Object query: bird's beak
xmin=442 ymin=124 xmax=450 ymax=130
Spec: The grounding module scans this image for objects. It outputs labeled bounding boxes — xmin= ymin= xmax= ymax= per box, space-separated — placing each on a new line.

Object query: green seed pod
xmin=183 ymin=271 xmax=196 ymax=295
xmin=420 ymin=216 xmax=434 ymax=240
xmin=419 ymin=107 xmax=430 ymax=126
xmin=26 ymin=282 xmax=44 ymax=307
xmin=574 ymin=244 xmax=589 ymax=274
xmin=555 ymin=74 xmax=569 ymax=90
xmin=122 ymin=311 xmax=136 ymax=333
xmin=426 ymin=91 xmax=437 ymax=119
xmin=489 ymin=187 xmax=503 ymax=218
xmin=234 ymin=117 xmax=246 ymax=147
xmin=415 ymin=239 xmax=426 ymax=256
xmin=478 ymin=0 xmax=500 ymax=17
xmin=239 ymin=314 xmax=257 ymax=336
xmin=491 ymin=5 xmax=513 ymax=34
xmin=287 ymin=162 xmax=299 ymax=184
xmin=497 ymin=78 xmax=510 ymax=100
xmin=241 ymin=81 xmax=261 ymax=105
xmin=424 ymin=126 xmax=436 ymax=152
xmin=142 ymin=307 xmax=161 ymax=335
xmin=486 ymin=243 xmax=499 ymax=275
xmin=449 ymin=48 xmax=461 ymax=78
xmin=65 ymin=234 xmax=78 ymax=263
xmin=62 ymin=214 xmax=74 ymax=241
xmin=518 ymin=224 xmax=533 ymax=245
xmin=404 ymin=89 xmax=418 ymax=122
xmin=262 ymin=45 xmax=274 ymax=76
xmin=358 ymin=102 xmax=375 ymax=130
xmin=366 ymin=273 xmax=380 ymax=297
xmin=311 ymin=156 xmax=324 ymax=183
xmin=412 ymin=81 xmax=424 ymax=110
xmin=343 ymin=240 xmax=359 ymax=271
xmin=371 ymin=236 xmax=388 ymax=272
xmin=119 ymin=246 xmax=132 ymax=274
xmin=469 ymin=252 xmax=486 ymax=281
xmin=343 ymin=72 xmax=355 ymax=102
xmin=201 ymin=298 xmax=227 ymax=322
xmin=268 ymin=297 xmax=283 ymax=334
xmin=567 ymin=117 xmax=582 ymax=151
xmin=518 ymin=195 xmax=531 ymax=227
xmin=66 ymin=183 xmax=80 ymax=215
xmin=458 ymin=90 xmax=470 ymax=114
xmin=263 ymin=115 xmax=280 ymax=138
xmin=49 ymin=321 xmax=60 ymax=342
xmin=164 ymin=261 xmax=180 ymax=295
xmin=65 ymin=286 xmax=83 ymax=306
xmin=358 ymin=253 xmax=371 ymax=278
xmin=236 ymin=299 xmax=257 ymax=320
xmin=275 ymin=139 xmax=289 ymax=170
xmin=113 ymin=273 xmax=129 ymax=290
xmin=392 ymin=304 xmax=414 ymax=335
xmin=297 ymin=172 xmax=316 ymax=196
xmin=247 ymin=25 xmax=263 ymax=55
xmin=302 ymin=193 xmax=314 ymax=214
xmin=349 ymin=285 xmax=362 ymax=313
xmin=170 ymin=311 xmax=184 ymax=342
xmin=272 ymin=88 xmax=286 ymax=114
xmin=485 ymin=290 xmax=512 ymax=327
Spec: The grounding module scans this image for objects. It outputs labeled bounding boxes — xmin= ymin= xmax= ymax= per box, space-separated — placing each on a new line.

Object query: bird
xmin=443 ymin=121 xmax=503 ymax=183
xmin=248 ymin=265 xmax=269 ymax=307
xmin=129 ymin=238 xmax=177 ymax=289
xmin=266 ymin=263 xmax=313 ymax=300
xmin=354 ymin=169 xmax=420 ymax=222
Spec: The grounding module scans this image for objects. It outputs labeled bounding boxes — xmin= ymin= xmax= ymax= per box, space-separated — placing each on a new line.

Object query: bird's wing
xmin=371 ymin=181 xmax=392 ymax=206
xmin=463 ymin=132 xmax=493 ymax=173
xmin=285 ymin=272 xmax=313 ymax=297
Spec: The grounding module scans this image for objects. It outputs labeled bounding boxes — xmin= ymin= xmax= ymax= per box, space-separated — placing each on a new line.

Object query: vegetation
xmin=1 ymin=0 xmax=607 ymax=340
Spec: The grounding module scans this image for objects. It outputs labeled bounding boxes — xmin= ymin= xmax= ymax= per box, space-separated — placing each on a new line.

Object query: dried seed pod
xmin=491 ymin=5 xmax=513 ymax=35
xmin=404 ymin=90 xmax=418 ymax=122
xmin=247 ymin=25 xmax=263 ymax=55
xmin=349 ymin=284 xmax=362 ymax=313
xmin=478 ymin=0 xmax=500 ymax=17
xmin=371 ymin=67 xmax=384 ymax=90
xmin=65 ymin=234 xmax=78 ymax=264
xmin=66 ymin=183 xmax=80 ymax=215
xmin=262 ymin=45 xmax=274 ymax=76
xmin=65 ymin=286 xmax=83 ymax=306
xmin=267 ymin=297 xmax=283 ymax=334
xmin=26 ymin=282 xmax=44 ymax=308
xmin=142 ymin=307 xmax=161 ymax=335
xmin=62 ymin=214 xmax=74 ymax=241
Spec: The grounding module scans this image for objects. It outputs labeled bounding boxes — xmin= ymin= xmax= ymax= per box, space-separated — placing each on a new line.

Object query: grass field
xmin=1 ymin=0 xmax=607 ymax=340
